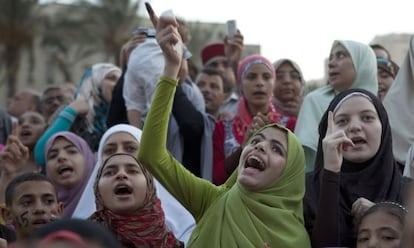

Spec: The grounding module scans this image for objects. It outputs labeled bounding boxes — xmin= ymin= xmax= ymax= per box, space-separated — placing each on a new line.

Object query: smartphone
xmin=226 ymin=20 xmax=237 ymax=38
xmin=132 ymin=27 xmax=156 ymax=37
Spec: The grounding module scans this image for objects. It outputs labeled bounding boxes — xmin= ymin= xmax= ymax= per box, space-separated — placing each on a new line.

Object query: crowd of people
xmin=0 ymin=2 xmax=413 ymax=247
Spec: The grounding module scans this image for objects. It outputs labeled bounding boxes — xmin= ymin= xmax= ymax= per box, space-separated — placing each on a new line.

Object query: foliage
xmin=40 ymin=3 xmax=101 ymax=83
xmin=74 ymin=0 xmax=142 ymax=64
xmin=0 ymin=0 xmax=41 ymax=97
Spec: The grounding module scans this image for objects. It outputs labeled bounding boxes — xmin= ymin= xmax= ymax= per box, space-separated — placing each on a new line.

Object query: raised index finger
xmin=11 ymin=121 xmax=19 ymax=136
xmin=145 ymin=2 xmax=158 ymax=29
xmin=6 ymin=122 xmax=20 ymax=145
xmin=326 ymin=111 xmax=334 ymax=135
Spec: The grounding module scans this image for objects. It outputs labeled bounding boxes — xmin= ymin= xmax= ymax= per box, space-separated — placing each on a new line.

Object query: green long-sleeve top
xmin=138 ymin=77 xmax=311 ymax=248
xmin=138 ymin=77 xmax=226 ymax=222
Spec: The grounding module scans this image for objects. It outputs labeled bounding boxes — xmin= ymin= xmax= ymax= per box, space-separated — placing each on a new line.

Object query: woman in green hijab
xmin=138 ymin=3 xmax=311 ymax=247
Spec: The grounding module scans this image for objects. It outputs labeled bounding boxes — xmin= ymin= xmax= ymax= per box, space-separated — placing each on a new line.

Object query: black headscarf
xmin=305 ymin=88 xmax=405 ymax=246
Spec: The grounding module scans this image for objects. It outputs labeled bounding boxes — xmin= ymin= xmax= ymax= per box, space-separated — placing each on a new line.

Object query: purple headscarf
xmin=45 ymin=131 xmax=96 ymax=218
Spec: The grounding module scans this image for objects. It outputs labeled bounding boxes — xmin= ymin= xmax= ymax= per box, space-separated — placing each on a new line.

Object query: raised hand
xmin=0 ymin=123 xmax=29 ymax=175
xmin=145 ymin=2 xmax=183 ymax=79
xmin=243 ymin=112 xmax=270 ymax=145
xmin=351 ymin=197 xmax=374 ymax=218
xmin=69 ymin=95 xmax=89 ymax=116
xmin=120 ymin=33 xmax=147 ymax=68
xmin=224 ymin=31 xmax=244 ymax=65
xmin=322 ymin=111 xmax=354 ymax=173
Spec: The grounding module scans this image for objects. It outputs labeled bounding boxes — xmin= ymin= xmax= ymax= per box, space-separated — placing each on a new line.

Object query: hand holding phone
xmin=227 ymin=20 xmax=237 ymax=39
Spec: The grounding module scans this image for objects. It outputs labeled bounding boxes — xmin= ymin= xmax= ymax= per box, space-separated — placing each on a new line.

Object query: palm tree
xmin=40 ymin=3 xmax=100 ymax=84
xmin=0 ymin=0 xmax=41 ymax=98
xmin=76 ymin=0 xmax=142 ymax=66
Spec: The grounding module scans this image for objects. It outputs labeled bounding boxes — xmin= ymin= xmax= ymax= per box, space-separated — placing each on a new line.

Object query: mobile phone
xmin=132 ymin=27 xmax=156 ymax=37
xmin=132 ymin=27 xmax=148 ymax=35
xmin=226 ymin=20 xmax=237 ymax=38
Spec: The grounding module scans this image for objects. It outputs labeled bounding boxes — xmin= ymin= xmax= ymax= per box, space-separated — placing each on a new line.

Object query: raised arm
xmin=138 ymin=3 xmax=220 ymax=221
xmin=308 ymin=111 xmax=355 ymax=246
xmin=34 ymin=97 xmax=89 ymax=166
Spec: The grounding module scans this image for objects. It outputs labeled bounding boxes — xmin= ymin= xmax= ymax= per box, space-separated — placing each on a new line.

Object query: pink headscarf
xmin=236 ymin=54 xmax=276 ymax=91
xmin=45 ymin=131 xmax=97 ymax=218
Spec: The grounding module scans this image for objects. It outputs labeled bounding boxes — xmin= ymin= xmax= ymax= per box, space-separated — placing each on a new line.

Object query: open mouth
xmin=244 ymin=156 xmax=265 ymax=171
xmin=114 ymin=184 xmax=133 ymax=195
xmin=32 ymin=219 xmax=48 ymax=226
xmin=252 ymin=91 xmax=266 ymax=96
xmin=20 ymin=130 xmax=32 ymax=138
xmin=350 ymin=137 xmax=366 ymax=145
xmin=329 ymin=71 xmax=340 ymax=77
xmin=58 ymin=166 xmax=74 ymax=175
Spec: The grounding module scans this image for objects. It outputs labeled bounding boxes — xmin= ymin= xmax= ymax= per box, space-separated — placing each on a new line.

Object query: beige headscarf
xmin=403 ymin=144 xmax=414 ymax=178
xmin=294 ymin=40 xmax=378 ymax=171
xmin=383 ymin=35 xmax=414 ymax=164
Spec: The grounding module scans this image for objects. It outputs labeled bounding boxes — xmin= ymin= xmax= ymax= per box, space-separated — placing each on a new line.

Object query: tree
xmin=0 ymin=0 xmax=41 ymax=98
xmin=76 ymin=0 xmax=142 ymax=66
xmin=40 ymin=3 xmax=100 ymax=84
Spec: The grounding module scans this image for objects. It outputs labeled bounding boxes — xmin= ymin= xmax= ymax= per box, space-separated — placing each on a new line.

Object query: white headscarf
xmin=403 ymin=144 xmax=414 ymax=178
xmin=75 ymin=63 xmax=122 ymax=133
xmin=294 ymin=40 xmax=378 ymax=170
xmin=383 ymin=36 xmax=414 ymax=164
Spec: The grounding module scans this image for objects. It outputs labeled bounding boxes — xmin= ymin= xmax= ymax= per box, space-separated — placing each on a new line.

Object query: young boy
xmin=1 ymin=172 xmax=62 ymax=244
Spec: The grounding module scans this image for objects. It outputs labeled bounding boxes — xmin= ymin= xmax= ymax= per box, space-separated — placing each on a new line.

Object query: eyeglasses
xmin=276 ymin=71 xmax=301 ymax=81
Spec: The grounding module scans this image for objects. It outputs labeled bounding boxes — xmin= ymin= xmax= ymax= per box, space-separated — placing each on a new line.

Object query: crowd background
xmin=1 ymin=1 xmax=414 ymax=248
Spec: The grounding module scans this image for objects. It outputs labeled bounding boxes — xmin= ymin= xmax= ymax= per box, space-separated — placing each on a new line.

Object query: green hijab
xmin=294 ymin=40 xmax=378 ymax=171
xmin=187 ymin=124 xmax=311 ymax=247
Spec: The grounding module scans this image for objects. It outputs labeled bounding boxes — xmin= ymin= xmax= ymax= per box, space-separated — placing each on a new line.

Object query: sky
xmin=42 ymin=0 xmax=413 ymax=81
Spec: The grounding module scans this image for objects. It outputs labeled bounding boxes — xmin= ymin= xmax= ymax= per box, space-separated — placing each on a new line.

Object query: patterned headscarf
xmin=74 ymin=63 xmax=122 ymax=138
xmin=233 ymin=55 xmax=280 ymax=142
xmin=89 ymin=153 xmax=182 ymax=248
xmin=377 ymin=57 xmax=399 ymax=78
xmin=45 ymin=131 xmax=96 ymax=218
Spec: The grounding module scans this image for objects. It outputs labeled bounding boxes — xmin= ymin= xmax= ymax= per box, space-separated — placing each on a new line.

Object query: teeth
xmin=58 ymin=166 xmax=73 ymax=174
xmin=245 ymin=156 xmax=265 ymax=171
xmin=351 ymin=138 xmax=365 ymax=143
